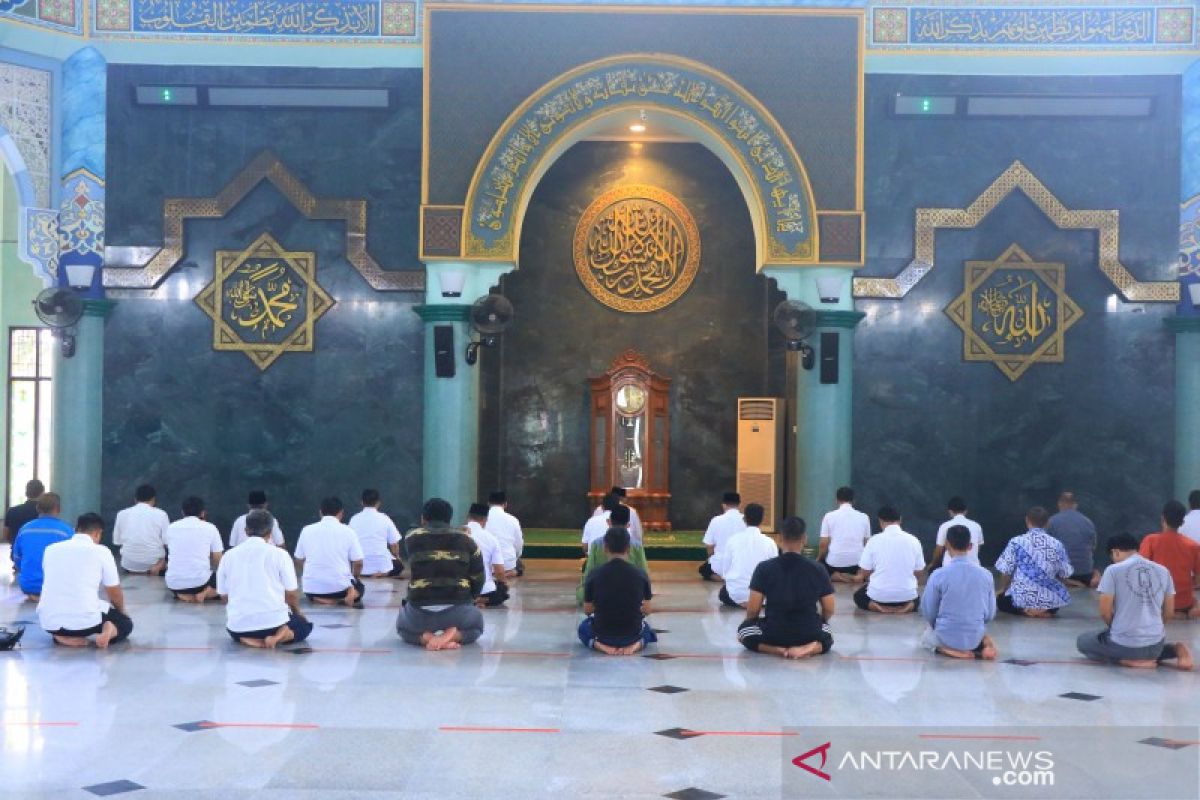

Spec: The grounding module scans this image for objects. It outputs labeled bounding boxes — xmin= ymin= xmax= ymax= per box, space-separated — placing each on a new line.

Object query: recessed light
xmin=629 ymin=122 xmax=646 ymax=133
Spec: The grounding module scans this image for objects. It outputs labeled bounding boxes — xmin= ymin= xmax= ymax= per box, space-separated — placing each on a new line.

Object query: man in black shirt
xmin=579 ymin=527 xmax=658 ymax=655
xmin=738 ymin=516 xmax=835 ymax=659
xmin=396 ymin=498 xmax=486 ymax=651
xmin=4 ymin=479 xmax=44 ymax=544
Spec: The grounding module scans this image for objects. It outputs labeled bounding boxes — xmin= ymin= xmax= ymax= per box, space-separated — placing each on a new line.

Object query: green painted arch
xmin=461 ymin=53 xmax=820 ymax=269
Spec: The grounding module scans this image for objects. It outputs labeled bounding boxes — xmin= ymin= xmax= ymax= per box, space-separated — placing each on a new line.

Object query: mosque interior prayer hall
xmin=2 ymin=1 xmax=1200 ymax=798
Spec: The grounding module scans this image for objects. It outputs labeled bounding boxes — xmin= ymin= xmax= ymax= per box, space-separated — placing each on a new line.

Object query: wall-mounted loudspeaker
xmin=434 ymin=325 xmax=456 ymax=378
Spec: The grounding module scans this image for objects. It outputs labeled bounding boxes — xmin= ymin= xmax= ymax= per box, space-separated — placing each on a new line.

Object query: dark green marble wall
xmin=102 ymin=66 xmax=425 ymax=541
xmin=479 ymin=141 xmax=786 ymax=530
xmin=854 ymin=74 xmax=1180 ymax=564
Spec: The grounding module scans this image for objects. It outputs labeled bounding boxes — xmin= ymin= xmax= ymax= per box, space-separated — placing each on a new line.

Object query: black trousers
xmin=698 ymin=561 xmax=715 ymax=580
xmin=718 ymin=585 xmax=743 ymax=608
xmin=738 ymin=618 xmax=833 ymax=654
xmin=853 ymin=585 xmax=918 ymax=612
xmin=996 ymin=593 xmax=1058 ymax=616
xmin=228 ymin=613 xmax=313 ymax=643
xmin=306 ymin=578 xmax=366 ymax=601
xmin=479 ymin=582 xmax=510 ymax=607
xmin=172 ymin=573 xmax=217 ymax=598
xmin=52 ymin=608 xmax=134 ymax=643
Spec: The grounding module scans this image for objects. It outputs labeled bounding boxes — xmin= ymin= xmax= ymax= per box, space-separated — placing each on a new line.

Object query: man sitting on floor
xmin=1077 ymin=534 xmax=1193 ymax=671
xmin=37 ymin=513 xmax=133 ymax=648
xmin=738 ymin=516 xmax=834 ymax=660
xmin=818 ymin=486 xmax=871 ymax=584
xmin=112 ymin=484 xmax=170 ymax=574
xmin=995 ymin=506 xmax=1072 ymax=618
xmin=229 ymin=490 xmax=285 ymax=548
xmin=1138 ymin=500 xmax=1200 ymax=619
xmin=700 ymin=491 xmax=744 ymax=581
xmin=397 ymin=498 xmax=486 ymax=650
xmin=714 ymin=503 xmax=779 ymax=608
xmin=349 ymin=489 xmax=404 ymax=578
xmin=582 ymin=493 xmax=618 ymax=555
xmin=1047 ymin=491 xmax=1098 ymax=588
xmin=487 ymin=491 xmax=525 ymax=577
xmin=919 ymin=525 xmax=998 ymax=659
xmin=597 ymin=486 xmax=644 ymax=546
xmin=295 ymin=497 xmax=365 ymax=608
xmin=217 ymin=509 xmax=312 ymax=648
xmin=929 ymin=496 xmax=984 ymax=573
xmin=4 ymin=478 xmax=44 ymax=545
xmin=466 ymin=502 xmax=509 ymax=608
xmin=164 ymin=496 xmax=224 ymax=603
xmin=578 ymin=504 xmax=651 ymax=604
xmin=854 ymin=507 xmax=925 ymax=613
xmin=579 ymin=527 xmax=657 ymax=655
xmin=12 ymin=492 xmax=72 ymax=600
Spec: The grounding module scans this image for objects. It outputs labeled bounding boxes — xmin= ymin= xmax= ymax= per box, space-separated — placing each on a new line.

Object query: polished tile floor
xmin=1 ymin=552 xmax=1197 ymax=799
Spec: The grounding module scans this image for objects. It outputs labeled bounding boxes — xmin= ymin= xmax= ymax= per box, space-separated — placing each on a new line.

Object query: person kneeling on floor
xmin=579 ymin=527 xmax=658 ymax=655
xmin=853 ymin=506 xmax=925 ymax=614
xmin=737 ymin=516 xmax=834 ymax=660
xmin=919 ymin=525 xmax=998 ymax=660
xmin=217 ymin=509 xmax=312 ymax=649
xmin=37 ymin=513 xmax=133 ymax=648
xmin=1076 ymin=534 xmax=1193 ymax=671
xmin=397 ymin=498 xmax=486 ymax=651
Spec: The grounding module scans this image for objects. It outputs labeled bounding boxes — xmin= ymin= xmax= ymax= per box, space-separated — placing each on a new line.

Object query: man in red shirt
xmin=1139 ymin=500 xmax=1200 ymax=619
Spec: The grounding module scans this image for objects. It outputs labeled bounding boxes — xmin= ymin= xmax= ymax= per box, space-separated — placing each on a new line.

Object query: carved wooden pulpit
xmin=588 ymin=349 xmax=671 ymax=531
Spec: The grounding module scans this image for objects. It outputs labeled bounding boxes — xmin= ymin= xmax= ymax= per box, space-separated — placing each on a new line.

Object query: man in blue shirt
xmin=12 ymin=492 xmax=74 ymax=599
xmin=920 ymin=525 xmax=998 ymax=659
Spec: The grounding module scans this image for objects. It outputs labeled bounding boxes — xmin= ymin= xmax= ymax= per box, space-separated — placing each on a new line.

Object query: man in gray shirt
xmin=1047 ymin=492 xmax=1098 ymax=588
xmin=1077 ymin=534 xmax=1193 ymax=670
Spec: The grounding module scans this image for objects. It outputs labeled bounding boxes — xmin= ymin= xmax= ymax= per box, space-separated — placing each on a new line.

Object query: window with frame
xmin=7 ymin=328 xmax=53 ymax=509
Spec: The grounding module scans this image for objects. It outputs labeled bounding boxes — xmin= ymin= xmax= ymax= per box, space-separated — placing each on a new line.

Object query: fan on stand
xmin=464 ymin=294 xmax=515 ymax=366
xmin=772 ymin=299 xmax=817 ymax=370
xmin=32 ymin=288 xmax=85 ymax=358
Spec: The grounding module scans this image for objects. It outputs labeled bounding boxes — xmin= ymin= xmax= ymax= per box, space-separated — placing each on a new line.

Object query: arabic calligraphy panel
xmin=945 ymin=243 xmax=1083 ymax=382
xmin=195 ymin=232 xmax=335 ymax=370
xmin=573 ymin=185 xmax=700 ymax=314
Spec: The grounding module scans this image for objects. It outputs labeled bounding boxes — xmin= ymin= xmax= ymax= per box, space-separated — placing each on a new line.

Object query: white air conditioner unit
xmin=736 ymin=398 xmax=785 ymax=533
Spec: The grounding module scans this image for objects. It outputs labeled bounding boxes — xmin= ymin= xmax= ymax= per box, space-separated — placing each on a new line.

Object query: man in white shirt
xmin=294 ymin=497 xmax=365 ymax=608
xmin=229 ymin=490 xmax=285 ymax=548
xmin=714 ymin=504 xmax=779 ymax=608
xmin=164 ymin=496 xmax=224 ymax=603
xmin=487 ymin=491 xmax=524 ymax=576
xmin=37 ymin=513 xmax=133 ymax=648
xmin=112 ymin=484 xmax=169 ymax=574
xmin=348 ymin=489 xmax=403 ymax=577
xmin=929 ymin=496 xmax=985 ymax=571
xmin=1183 ymin=490 xmax=1200 ymax=545
xmin=467 ymin=503 xmax=509 ymax=607
xmin=855 ymin=506 xmax=926 ymax=614
xmin=817 ymin=486 xmax=872 ymax=583
xmin=583 ymin=494 xmax=618 ymax=554
xmin=217 ymin=509 xmax=312 ymax=648
xmin=599 ymin=486 xmax=644 ymax=545
xmin=700 ymin=491 xmax=745 ymax=581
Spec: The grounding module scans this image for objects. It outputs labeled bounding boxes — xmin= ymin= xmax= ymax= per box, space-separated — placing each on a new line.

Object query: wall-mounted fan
xmin=32 ymin=287 xmax=85 ymax=358
xmin=772 ymin=299 xmax=817 ymax=370
xmin=465 ymin=294 xmax=515 ymax=366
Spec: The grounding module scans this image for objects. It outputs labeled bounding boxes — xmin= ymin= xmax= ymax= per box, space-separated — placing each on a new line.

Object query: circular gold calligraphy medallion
xmin=573 ymin=184 xmax=701 ymax=313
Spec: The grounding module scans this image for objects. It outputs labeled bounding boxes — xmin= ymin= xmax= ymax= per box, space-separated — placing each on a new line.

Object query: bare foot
xmin=1118 ymin=658 xmax=1159 ymax=669
xmin=94 ymin=621 xmax=118 ymax=649
xmin=420 ymin=631 xmax=438 ymax=650
xmin=1023 ymin=608 xmax=1053 ymax=618
xmin=263 ymin=625 xmax=295 ymax=649
xmin=937 ymin=646 xmax=976 ymax=660
xmin=312 ymin=597 xmax=338 ymax=606
xmin=441 ymin=640 xmax=462 ymax=650
xmin=785 ymin=643 xmax=822 ymax=659
xmin=238 ymin=637 xmax=268 ymax=648
xmin=342 ymin=586 xmax=360 ymax=608
xmin=980 ymin=636 xmax=998 ymax=660
xmin=594 ymin=641 xmax=621 ymax=655
xmin=1187 ymin=607 xmax=1200 ymax=620
xmin=52 ymin=635 xmax=89 ymax=647
xmin=425 ymin=629 xmax=454 ymax=651
xmin=24 ymin=594 xmax=39 ymax=603
xmin=1172 ymin=642 xmax=1194 ymax=671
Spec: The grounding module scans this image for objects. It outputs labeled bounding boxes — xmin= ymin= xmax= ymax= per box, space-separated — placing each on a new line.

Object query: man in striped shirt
xmin=397 ymin=498 xmax=485 ymax=651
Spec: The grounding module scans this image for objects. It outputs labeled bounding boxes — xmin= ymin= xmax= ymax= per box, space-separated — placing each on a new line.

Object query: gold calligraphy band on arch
xmin=851 ymin=160 xmax=1179 ymax=304
xmin=103 ymin=151 xmax=425 ymax=292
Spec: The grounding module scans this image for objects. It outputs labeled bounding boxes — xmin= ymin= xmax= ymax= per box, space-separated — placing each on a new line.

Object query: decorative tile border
xmin=0 ymin=0 xmax=82 ymax=33
xmin=91 ymin=0 xmax=418 ymax=41
xmin=870 ymin=2 xmax=1198 ymax=50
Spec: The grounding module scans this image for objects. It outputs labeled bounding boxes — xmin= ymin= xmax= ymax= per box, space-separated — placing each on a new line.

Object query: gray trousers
xmin=1077 ymin=630 xmax=1176 ymax=663
xmin=396 ymin=603 xmax=484 ymax=646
